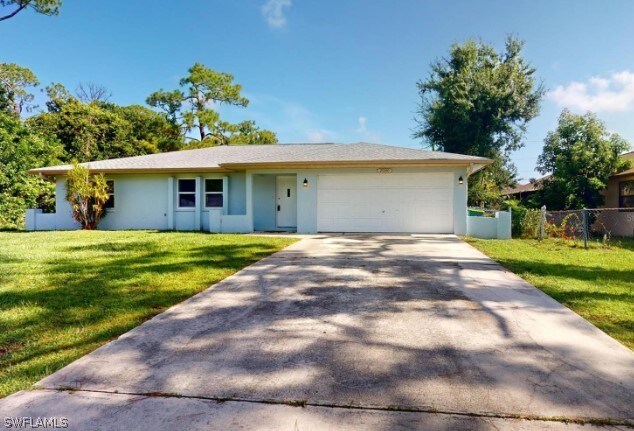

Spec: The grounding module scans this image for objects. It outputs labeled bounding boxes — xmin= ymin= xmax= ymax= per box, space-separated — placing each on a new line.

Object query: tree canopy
xmin=28 ymin=84 xmax=183 ymax=162
xmin=535 ymin=109 xmax=631 ymax=209
xmin=414 ymin=37 xmax=543 ymax=157
xmin=413 ymin=37 xmax=544 ymax=207
xmin=0 ymin=0 xmax=60 ymax=22
xmin=0 ymin=63 xmax=39 ymax=115
xmin=147 ymin=63 xmax=277 ymax=146
xmin=102 ymin=103 xmax=183 ymax=153
xmin=0 ymin=61 xmax=276 ymax=227
xmin=0 ymin=111 xmax=61 ymax=228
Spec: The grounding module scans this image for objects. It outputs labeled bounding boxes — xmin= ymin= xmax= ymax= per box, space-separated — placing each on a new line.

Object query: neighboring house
xmin=602 ymin=151 xmax=634 ymax=237
xmin=502 ymin=175 xmax=551 ymax=202
xmin=604 ymin=151 xmax=634 ymax=209
xmin=26 ymin=142 xmax=500 ymax=235
xmin=503 ymin=151 xmax=634 ymax=209
xmin=503 ymin=152 xmax=634 ymax=237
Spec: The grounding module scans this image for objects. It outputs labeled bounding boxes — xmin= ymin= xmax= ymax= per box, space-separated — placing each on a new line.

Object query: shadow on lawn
xmin=490 ymin=257 xmax=634 ymax=286
xmin=0 ymin=234 xmax=288 ymax=397
xmin=489 ymin=252 xmax=632 ymax=296
xmin=606 ymin=237 xmax=634 ymax=251
xmin=26 ymin=235 xmax=634 ymax=427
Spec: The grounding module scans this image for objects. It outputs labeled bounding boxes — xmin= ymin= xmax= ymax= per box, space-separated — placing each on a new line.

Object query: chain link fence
xmin=510 ymin=205 xmax=634 ymax=245
xmin=532 ymin=207 xmax=634 ymax=247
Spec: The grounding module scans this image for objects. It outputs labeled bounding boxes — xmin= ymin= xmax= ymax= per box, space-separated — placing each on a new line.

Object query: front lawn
xmin=465 ymin=237 xmax=634 ymax=349
xmin=0 ymin=231 xmax=297 ymax=398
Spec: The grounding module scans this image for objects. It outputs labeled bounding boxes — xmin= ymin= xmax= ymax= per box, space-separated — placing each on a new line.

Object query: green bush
xmin=0 ymin=112 xmax=60 ymax=229
xmin=503 ymin=200 xmax=541 ymax=238
xmin=520 ymin=209 xmax=542 ymax=239
xmin=65 ymin=161 xmax=109 ymax=229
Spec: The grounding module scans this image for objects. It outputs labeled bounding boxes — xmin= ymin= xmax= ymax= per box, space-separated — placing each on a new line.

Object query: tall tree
xmin=0 ymin=111 xmax=62 ymax=228
xmin=468 ymin=156 xmax=518 ymax=208
xmin=43 ymin=82 xmax=73 ymax=112
xmin=29 ymin=87 xmax=136 ymax=162
xmin=75 ymin=82 xmax=112 ymax=103
xmin=29 ymin=84 xmax=183 ymax=161
xmin=413 ymin=37 xmax=544 ymax=206
xmin=0 ymin=0 xmax=60 ymax=22
xmin=0 ymin=63 xmax=39 ymax=115
xmin=535 ymin=109 xmax=631 ymax=209
xmin=101 ymin=103 xmax=183 ymax=153
xmin=147 ymin=63 xmax=277 ymax=146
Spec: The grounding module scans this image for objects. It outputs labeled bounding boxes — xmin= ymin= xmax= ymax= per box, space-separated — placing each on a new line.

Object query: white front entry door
xmin=276 ymin=176 xmax=297 ymax=228
xmin=317 ymin=172 xmax=454 ymax=233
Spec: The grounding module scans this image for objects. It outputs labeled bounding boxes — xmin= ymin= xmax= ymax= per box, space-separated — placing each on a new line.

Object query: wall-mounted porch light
xmin=303 ymin=178 xmax=309 ymax=188
xmin=458 ymin=176 xmax=464 ymax=185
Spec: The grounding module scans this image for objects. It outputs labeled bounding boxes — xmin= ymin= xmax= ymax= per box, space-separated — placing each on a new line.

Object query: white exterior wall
xmin=54 ymin=175 xmax=173 ymax=230
xmin=55 ymin=178 xmax=80 ymax=230
xmin=32 ymin=166 xmax=471 ymax=234
xmin=45 ymin=173 xmax=247 ymax=231
xmin=100 ymin=174 xmax=170 ymax=230
xmin=466 ymin=210 xmax=512 ymax=239
xmin=25 ymin=209 xmax=56 ymax=231
xmin=248 ymin=166 xmax=468 ymax=235
xmin=297 ymin=166 xmax=468 ymax=235
xmin=295 ymin=171 xmax=319 ymax=234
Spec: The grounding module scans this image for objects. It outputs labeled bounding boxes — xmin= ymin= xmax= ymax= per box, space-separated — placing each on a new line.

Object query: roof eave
xmin=27 ymin=167 xmax=233 ymax=176
xmin=220 ymin=159 xmax=492 ymax=169
xmin=28 ymin=157 xmax=493 ymax=176
xmin=611 ymin=169 xmax=634 ymax=178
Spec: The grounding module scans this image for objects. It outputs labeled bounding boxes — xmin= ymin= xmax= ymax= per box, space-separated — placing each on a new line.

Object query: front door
xmin=276 ymin=176 xmax=297 ymax=228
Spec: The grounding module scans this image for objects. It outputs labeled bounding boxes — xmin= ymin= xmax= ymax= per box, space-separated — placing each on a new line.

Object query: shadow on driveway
xmin=2 ymin=235 xmax=633 ymax=429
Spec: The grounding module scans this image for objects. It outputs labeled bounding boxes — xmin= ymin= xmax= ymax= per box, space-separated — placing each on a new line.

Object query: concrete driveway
xmin=1 ymin=235 xmax=632 ymax=430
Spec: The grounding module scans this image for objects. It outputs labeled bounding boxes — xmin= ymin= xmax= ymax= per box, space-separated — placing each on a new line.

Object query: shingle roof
xmin=29 ymin=142 xmax=492 ymax=175
xmin=613 ymin=151 xmax=634 ymax=177
xmin=613 ymin=166 xmax=634 ymax=178
xmin=502 ymin=175 xmax=552 ymax=196
xmin=503 ymin=182 xmax=538 ymax=196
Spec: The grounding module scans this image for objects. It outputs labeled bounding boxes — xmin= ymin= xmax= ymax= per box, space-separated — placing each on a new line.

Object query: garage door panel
xmin=317 ymin=173 xmax=454 ymax=233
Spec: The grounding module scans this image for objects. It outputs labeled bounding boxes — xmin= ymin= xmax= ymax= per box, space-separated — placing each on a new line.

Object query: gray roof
xmin=29 ymin=142 xmax=492 ymax=175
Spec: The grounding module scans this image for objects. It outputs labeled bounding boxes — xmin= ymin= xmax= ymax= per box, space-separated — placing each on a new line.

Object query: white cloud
xmin=307 ymin=129 xmax=334 ymax=143
xmin=547 ymin=70 xmax=634 ymax=112
xmin=261 ymin=0 xmax=292 ymax=29
xmin=243 ymin=94 xmax=337 ymax=143
xmin=232 ymin=96 xmax=383 ymax=144
xmin=356 ymin=116 xmax=367 ymax=133
xmin=354 ymin=115 xmax=381 ymax=143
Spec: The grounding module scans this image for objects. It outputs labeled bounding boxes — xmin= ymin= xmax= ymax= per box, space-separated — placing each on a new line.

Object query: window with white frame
xmin=104 ymin=180 xmax=115 ymax=209
xmin=205 ymin=179 xmax=223 ymax=208
xmin=178 ymin=179 xmax=196 ymax=208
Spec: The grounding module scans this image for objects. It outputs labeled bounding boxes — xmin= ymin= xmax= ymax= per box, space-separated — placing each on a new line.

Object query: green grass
xmin=0 ymin=231 xmax=297 ymax=398
xmin=464 ymin=237 xmax=634 ymax=349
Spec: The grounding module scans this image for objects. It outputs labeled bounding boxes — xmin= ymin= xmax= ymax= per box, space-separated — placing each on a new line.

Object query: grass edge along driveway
xmin=0 ymin=231 xmax=298 ymax=398
xmin=465 ymin=237 xmax=633 ymax=350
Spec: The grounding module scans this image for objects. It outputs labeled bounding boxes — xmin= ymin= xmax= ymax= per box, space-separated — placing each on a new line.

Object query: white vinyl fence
xmin=466 ymin=208 xmax=512 ymax=239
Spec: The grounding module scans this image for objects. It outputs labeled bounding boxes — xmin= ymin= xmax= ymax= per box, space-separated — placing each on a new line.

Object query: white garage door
xmin=317 ymin=172 xmax=454 ymax=233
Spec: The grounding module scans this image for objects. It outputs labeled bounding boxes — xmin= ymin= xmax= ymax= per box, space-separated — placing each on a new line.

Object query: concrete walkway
xmin=1 ymin=235 xmax=632 ymax=430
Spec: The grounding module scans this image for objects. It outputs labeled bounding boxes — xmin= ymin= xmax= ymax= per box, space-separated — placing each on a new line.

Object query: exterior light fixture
xmin=458 ymin=176 xmax=464 ymax=185
xmin=303 ymin=178 xmax=309 ymax=188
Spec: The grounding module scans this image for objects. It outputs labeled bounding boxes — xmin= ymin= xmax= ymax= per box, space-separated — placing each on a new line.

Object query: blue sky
xmin=2 ymin=0 xmax=634 ymax=181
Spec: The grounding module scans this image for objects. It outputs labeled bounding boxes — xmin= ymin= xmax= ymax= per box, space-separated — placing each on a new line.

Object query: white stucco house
xmin=25 ymin=142 xmax=509 ymax=237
